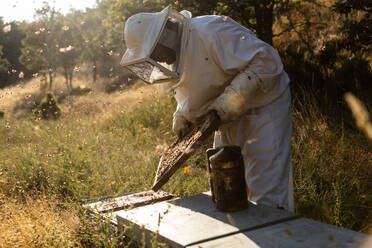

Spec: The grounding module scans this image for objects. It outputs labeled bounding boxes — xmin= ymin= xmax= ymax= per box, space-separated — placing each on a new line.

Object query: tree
xmin=57 ymin=14 xmax=80 ymax=91
xmin=0 ymin=44 xmax=10 ymax=77
xmin=20 ymin=3 xmax=62 ymax=90
xmin=0 ymin=19 xmax=28 ymax=88
xmin=0 ymin=20 xmax=10 ymax=76
xmin=71 ymin=8 xmax=106 ymax=83
xmin=166 ymin=0 xmax=277 ymax=44
xmin=333 ymin=0 xmax=372 ymax=52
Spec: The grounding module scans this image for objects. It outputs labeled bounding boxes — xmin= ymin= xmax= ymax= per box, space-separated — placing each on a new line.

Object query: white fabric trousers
xmin=213 ymin=87 xmax=294 ymax=211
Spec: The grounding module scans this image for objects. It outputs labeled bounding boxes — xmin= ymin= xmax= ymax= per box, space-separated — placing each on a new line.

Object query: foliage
xmin=19 ymin=3 xmax=62 ymax=90
xmin=278 ymin=0 xmax=372 ymax=117
xmin=1 ymin=86 xmax=372 ymax=229
xmin=167 ymin=0 xmax=275 ymax=43
xmin=0 ymin=0 xmax=372 ymax=245
xmin=0 ymin=20 xmax=28 ymax=88
xmin=70 ymin=8 xmax=107 ymax=83
xmin=57 ymin=15 xmax=80 ymax=91
xmin=291 ymin=85 xmax=372 ymax=230
xmin=33 ymin=91 xmax=62 ymax=120
xmin=333 ymin=0 xmax=372 ymax=52
xmin=0 ymin=44 xmax=9 ymax=73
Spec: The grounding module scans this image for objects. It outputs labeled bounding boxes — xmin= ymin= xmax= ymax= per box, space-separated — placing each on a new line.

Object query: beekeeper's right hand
xmin=172 ymin=111 xmax=191 ymax=137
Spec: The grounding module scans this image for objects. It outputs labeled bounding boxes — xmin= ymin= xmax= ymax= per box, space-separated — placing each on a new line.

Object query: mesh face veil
xmin=120 ymin=7 xmax=189 ymax=85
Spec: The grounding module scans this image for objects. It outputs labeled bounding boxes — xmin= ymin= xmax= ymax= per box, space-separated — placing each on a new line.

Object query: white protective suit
xmin=121 ymin=7 xmax=294 ymax=211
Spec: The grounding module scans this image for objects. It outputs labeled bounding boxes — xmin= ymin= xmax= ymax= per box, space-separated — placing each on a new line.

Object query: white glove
xmin=209 ymin=70 xmax=259 ymax=123
xmin=172 ymin=111 xmax=191 ymax=137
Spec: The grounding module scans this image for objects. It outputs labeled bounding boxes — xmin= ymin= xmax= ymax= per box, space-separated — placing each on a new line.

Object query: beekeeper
xmin=120 ymin=7 xmax=294 ymax=211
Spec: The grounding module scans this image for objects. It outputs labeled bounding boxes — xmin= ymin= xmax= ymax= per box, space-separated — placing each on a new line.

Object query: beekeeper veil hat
xmin=120 ymin=7 xmax=190 ymax=85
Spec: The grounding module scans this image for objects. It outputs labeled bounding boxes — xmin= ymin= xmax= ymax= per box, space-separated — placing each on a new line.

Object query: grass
xmin=0 ymin=78 xmax=211 ymax=247
xmin=0 ymin=193 xmax=78 ymax=247
xmin=0 ymin=77 xmax=371 ymax=247
xmin=292 ymin=107 xmax=372 ymax=230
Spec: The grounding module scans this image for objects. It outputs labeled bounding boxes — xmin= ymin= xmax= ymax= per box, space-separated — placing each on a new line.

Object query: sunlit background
xmin=0 ymin=0 xmax=371 ymax=246
xmin=0 ymin=0 xmax=96 ymax=22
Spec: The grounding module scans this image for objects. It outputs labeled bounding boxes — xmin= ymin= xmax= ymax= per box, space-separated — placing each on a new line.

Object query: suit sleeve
xmin=207 ymin=19 xmax=287 ymax=121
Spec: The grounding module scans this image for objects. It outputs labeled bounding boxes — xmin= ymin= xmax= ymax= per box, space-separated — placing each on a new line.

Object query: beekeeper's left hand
xmin=209 ymin=70 xmax=259 ymax=123
xmin=172 ymin=111 xmax=191 ymax=137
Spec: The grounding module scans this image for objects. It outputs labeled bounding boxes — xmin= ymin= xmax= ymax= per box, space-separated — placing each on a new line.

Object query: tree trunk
xmin=93 ymin=60 xmax=97 ymax=83
xmin=253 ymin=0 xmax=274 ymax=45
xmin=69 ymin=70 xmax=73 ymax=90
xmin=48 ymin=70 xmax=53 ymax=90
xmin=64 ymin=67 xmax=69 ymax=91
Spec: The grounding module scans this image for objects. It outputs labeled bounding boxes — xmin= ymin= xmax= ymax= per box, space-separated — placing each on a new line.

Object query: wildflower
xmin=11 ymin=69 xmax=17 ymax=73
xmin=183 ymin=166 xmax=190 ymax=173
xmin=18 ymin=72 xmax=24 ymax=79
xmin=73 ymin=66 xmax=80 ymax=72
xmin=62 ymin=25 xmax=69 ymax=31
xmin=39 ymin=28 xmax=46 ymax=32
xmin=35 ymin=31 xmax=41 ymax=35
xmin=3 ymin=24 xmax=11 ymax=33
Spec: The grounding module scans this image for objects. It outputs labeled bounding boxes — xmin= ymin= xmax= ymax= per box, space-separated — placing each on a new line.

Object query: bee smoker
xmin=206 ymin=146 xmax=248 ymax=212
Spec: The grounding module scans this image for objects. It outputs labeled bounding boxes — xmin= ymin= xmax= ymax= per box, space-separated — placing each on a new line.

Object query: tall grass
xmin=0 ymin=95 xmax=209 ymax=201
xmin=292 ymin=86 xmax=372 ymax=232
xmin=0 ymin=83 xmax=371 ymax=246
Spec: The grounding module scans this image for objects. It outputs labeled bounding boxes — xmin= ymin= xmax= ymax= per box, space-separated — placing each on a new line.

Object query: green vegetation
xmin=1 ymin=84 xmax=372 ymax=246
xmin=1 ymin=94 xmax=208 ymax=200
xmin=33 ymin=91 xmax=62 ymax=120
xmin=0 ymin=88 xmax=210 ymax=246
xmin=292 ymin=88 xmax=372 ymax=230
xmin=0 ymin=0 xmax=371 ymax=246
